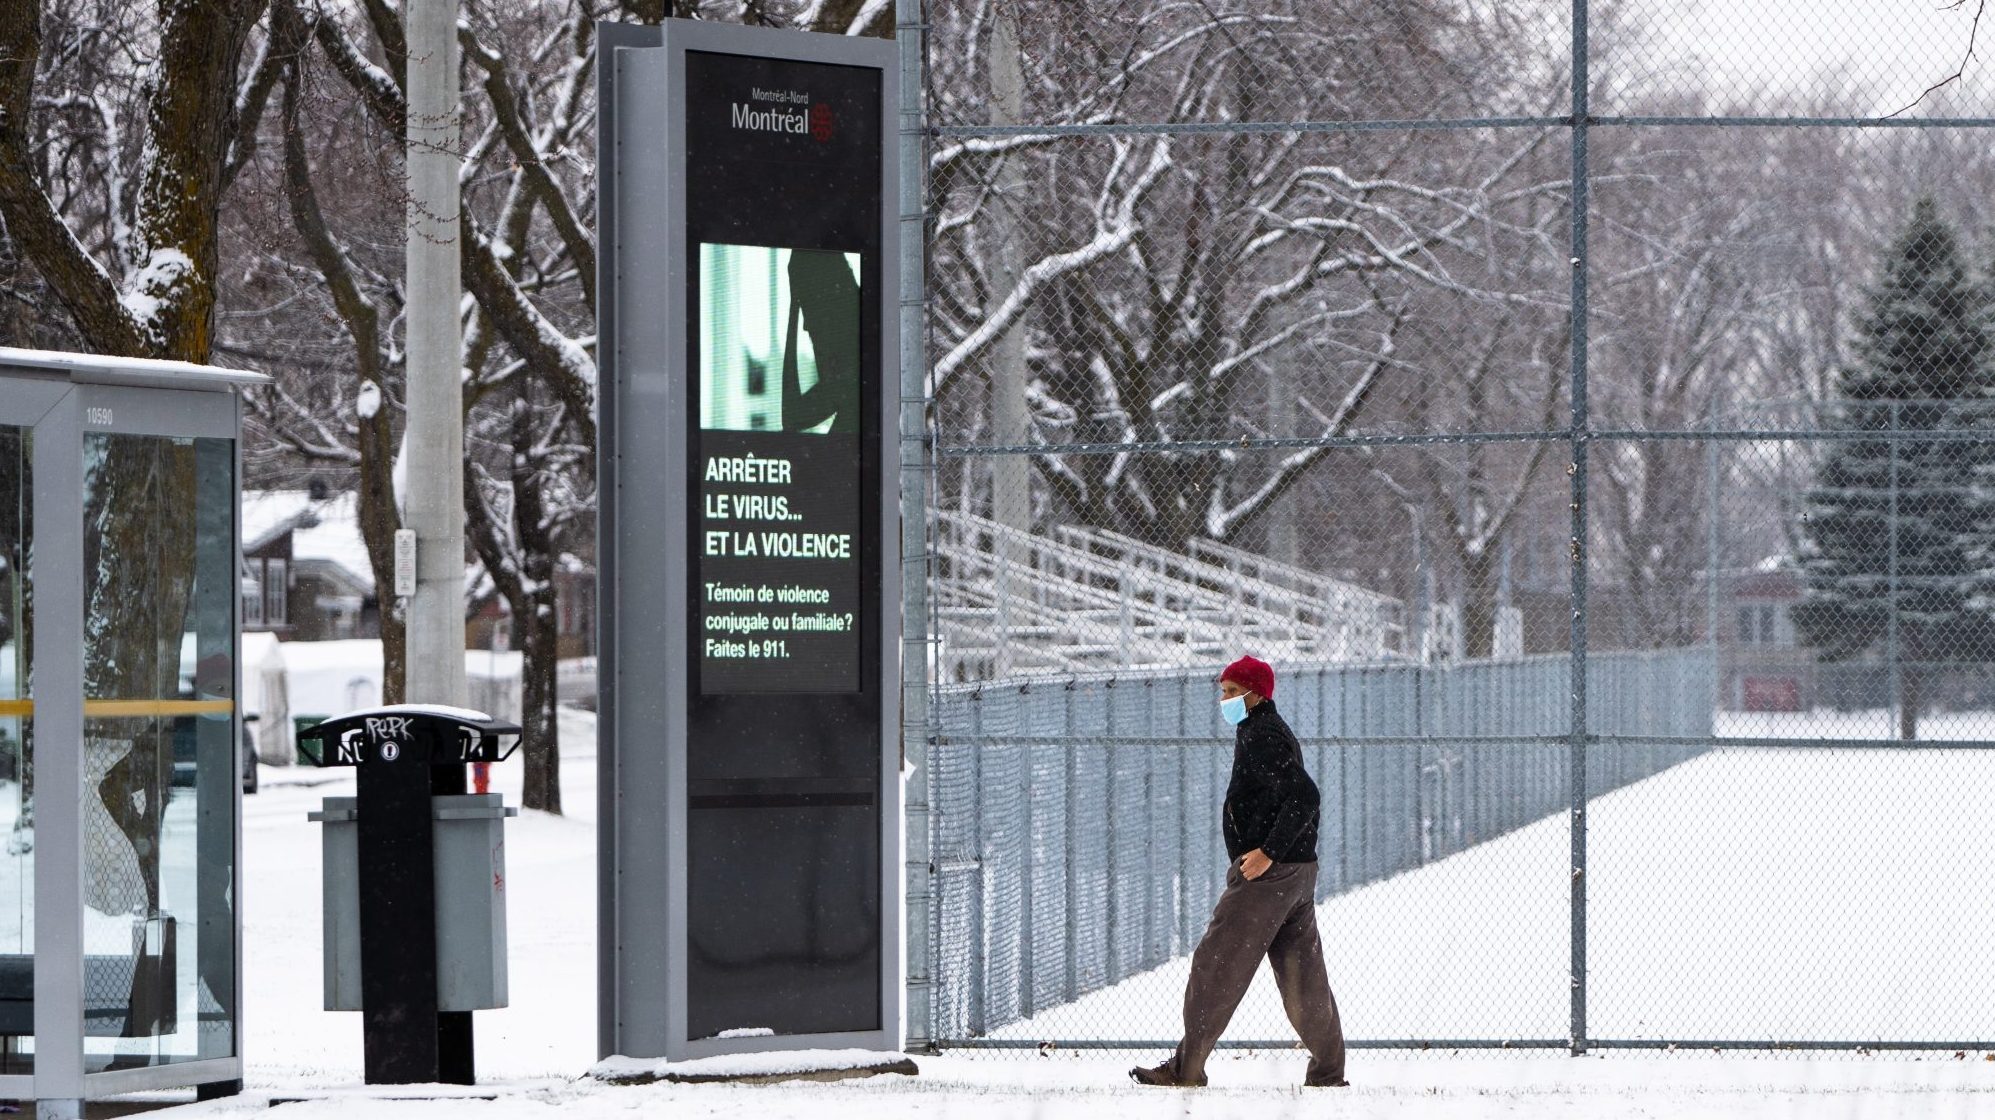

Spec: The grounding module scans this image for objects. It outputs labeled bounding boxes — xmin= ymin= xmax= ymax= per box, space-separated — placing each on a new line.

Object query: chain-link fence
xmin=928 ymin=652 xmax=1712 ymax=1044
xmin=900 ymin=0 xmax=1995 ymax=1052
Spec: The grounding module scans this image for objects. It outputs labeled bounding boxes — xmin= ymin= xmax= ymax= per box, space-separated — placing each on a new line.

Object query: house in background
xmin=1720 ymin=560 xmax=1811 ymax=712
xmin=240 ymin=486 xmax=599 ymax=747
xmin=241 ymin=486 xmax=379 ymax=640
xmin=465 ymin=557 xmax=597 ymax=661
xmin=253 ymin=484 xmax=597 ymax=660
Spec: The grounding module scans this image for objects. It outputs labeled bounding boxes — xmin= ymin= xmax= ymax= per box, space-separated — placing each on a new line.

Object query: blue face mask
xmin=1220 ymin=695 xmax=1248 ymax=725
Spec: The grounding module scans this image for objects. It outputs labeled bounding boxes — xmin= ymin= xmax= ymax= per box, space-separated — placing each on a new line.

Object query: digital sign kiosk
xmin=596 ymin=21 xmax=900 ymax=1061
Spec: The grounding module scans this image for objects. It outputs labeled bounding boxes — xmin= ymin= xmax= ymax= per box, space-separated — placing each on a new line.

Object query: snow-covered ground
xmin=165 ymin=1050 xmax=1995 ymax=1120
xmin=1715 ymin=705 xmax=1995 ymax=743
xmin=998 ymin=717 xmax=1995 ymax=1045
xmin=116 ymin=706 xmax=1995 ymax=1115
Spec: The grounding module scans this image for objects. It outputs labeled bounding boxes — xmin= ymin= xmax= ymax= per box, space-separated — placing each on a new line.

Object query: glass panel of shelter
xmin=78 ymin=433 xmax=235 ymax=1070
xmin=0 ymin=426 xmax=31 ymax=1073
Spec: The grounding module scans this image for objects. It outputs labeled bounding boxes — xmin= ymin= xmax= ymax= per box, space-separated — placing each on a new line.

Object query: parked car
xmin=171 ymin=714 xmax=259 ymax=795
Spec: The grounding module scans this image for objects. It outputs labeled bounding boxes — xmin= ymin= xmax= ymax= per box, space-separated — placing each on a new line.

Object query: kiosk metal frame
xmin=0 ymin=347 xmax=259 ymax=1116
xmin=596 ymin=20 xmax=902 ymax=1062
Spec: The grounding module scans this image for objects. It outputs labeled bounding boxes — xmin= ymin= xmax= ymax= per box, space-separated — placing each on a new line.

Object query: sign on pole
xmin=595 ymin=20 xmax=900 ymax=1062
xmin=393 ymin=529 xmax=417 ymax=598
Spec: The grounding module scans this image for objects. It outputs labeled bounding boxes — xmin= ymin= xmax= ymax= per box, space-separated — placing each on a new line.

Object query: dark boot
xmin=1304 ymin=1074 xmax=1350 ymax=1087
xmin=1128 ymin=1061 xmax=1206 ymax=1088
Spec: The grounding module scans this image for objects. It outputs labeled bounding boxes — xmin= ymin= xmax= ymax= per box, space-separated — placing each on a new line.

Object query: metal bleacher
xmin=933 ymin=512 xmax=1405 ymax=681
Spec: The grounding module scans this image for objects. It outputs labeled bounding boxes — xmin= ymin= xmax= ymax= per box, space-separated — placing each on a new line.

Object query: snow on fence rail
xmin=926 ymin=648 xmax=1716 ymax=1043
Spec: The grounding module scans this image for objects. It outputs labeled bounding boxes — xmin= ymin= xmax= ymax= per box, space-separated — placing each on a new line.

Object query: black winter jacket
xmin=1222 ymin=699 xmax=1320 ymax=864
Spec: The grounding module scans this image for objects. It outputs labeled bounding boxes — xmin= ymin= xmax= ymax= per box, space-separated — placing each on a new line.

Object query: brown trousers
xmin=1169 ymin=859 xmax=1344 ymax=1084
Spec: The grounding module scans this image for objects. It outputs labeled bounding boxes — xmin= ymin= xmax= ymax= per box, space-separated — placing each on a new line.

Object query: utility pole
xmin=989 ymin=9 xmax=1028 ymax=677
xmin=405 ymin=0 xmax=467 ymax=709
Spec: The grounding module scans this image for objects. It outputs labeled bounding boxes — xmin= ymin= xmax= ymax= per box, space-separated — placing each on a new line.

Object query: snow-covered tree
xmin=0 ymin=0 xmax=268 ymax=363
xmin=241 ymin=0 xmax=881 ymax=814
xmin=1793 ymin=197 xmax=1995 ymax=740
xmin=0 ymin=0 xmax=269 ymax=913
xmin=928 ymin=0 xmax=1571 ymax=571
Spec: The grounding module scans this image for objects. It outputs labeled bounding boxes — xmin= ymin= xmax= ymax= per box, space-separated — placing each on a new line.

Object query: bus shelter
xmin=0 ymin=348 xmax=259 ymax=1116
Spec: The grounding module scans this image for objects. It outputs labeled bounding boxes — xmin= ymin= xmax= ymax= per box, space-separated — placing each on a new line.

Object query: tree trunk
xmin=511 ymin=399 xmax=562 ymax=815
xmin=1462 ymin=547 xmax=1498 ymax=660
xmin=517 ymin=570 xmax=561 ymax=814
xmin=359 ymin=454 xmax=407 ymax=706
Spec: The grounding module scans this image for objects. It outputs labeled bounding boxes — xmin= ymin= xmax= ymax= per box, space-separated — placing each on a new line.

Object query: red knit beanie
xmin=1221 ymin=655 xmax=1275 ymax=700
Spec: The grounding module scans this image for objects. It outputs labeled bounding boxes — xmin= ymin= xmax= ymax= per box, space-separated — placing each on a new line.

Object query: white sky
xmin=1630 ymin=0 xmax=1995 ymax=117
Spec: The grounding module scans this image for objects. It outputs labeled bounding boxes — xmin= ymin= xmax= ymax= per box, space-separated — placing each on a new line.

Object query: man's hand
xmin=1240 ymin=848 xmax=1273 ymax=881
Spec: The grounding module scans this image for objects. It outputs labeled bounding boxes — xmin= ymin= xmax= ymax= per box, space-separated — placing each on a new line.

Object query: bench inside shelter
xmin=0 ymin=952 xmax=179 ymax=1071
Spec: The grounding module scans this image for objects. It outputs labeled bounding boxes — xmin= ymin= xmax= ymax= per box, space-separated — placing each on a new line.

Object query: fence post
xmin=969 ymin=692 xmax=988 ymax=1036
xmin=1105 ymin=680 xmax=1122 ymax=982
xmin=1707 ymin=420 xmax=1722 ymax=679
xmin=1566 ymin=0 xmax=1593 ymax=1059
xmin=1064 ymin=679 xmax=1079 ymax=1003
xmin=1178 ymin=677 xmax=1194 ymax=951
xmin=896 ymin=0 xmax=936 ymax=1053
xmin=1019 ymin=704 xmax=1035 ymax=1020
xmin=1888 ymin=401 xmax=1902 ymax=739
xmin=1143 ymin=682 xmax=1160 ymax=968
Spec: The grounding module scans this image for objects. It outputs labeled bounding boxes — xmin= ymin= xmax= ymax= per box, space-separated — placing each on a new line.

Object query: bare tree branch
xmin=1886 ymin=0 xmax=1986 ymax=117
xmin=225 ymin=24 xmax=289 ymax=191
xmin=312 ymin=2 xmax=407 ymax=136
xmin=0 ymin=6 xmax=146 ymax=354
xmin=459 ymin=20 xmax=597 ymax=314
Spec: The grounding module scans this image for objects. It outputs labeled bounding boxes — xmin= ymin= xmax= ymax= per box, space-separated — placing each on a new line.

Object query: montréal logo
xmin=730 ymin=97 xmax=835 ymax=144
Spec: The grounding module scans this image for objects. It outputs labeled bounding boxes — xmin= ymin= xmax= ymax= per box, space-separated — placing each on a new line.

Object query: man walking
xmin=1130 ymin=655 xmax=1347 ymax=1088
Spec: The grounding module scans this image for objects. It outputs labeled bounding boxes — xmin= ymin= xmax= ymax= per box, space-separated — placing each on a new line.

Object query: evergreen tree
xmin=1793 ymin=197 xmax=1995 ymax=739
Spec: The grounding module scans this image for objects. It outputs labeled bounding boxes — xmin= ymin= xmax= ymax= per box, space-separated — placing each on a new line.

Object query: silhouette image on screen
xmin=781 ymin=249 xmax=860 ymax=434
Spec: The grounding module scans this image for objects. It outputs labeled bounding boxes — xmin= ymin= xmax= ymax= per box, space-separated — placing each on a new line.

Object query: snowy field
xmin=997 ymin=722 xmax=1995 ymax=1044
xmin=105 ymin=707 xmax=1995 ymax=1116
